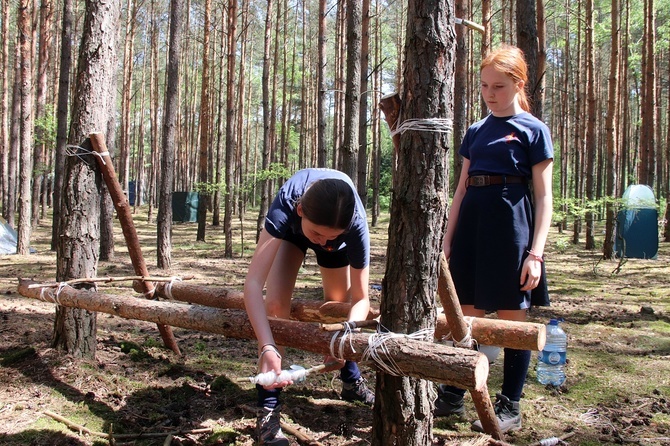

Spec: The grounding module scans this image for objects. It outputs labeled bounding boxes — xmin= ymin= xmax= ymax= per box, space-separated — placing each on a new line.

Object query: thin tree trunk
xmin=317 ymin=0 xmax=327 ymax=167
xmin=223 ymin=0 xmax=237 ymax=257
xmin=52 ymin=0 xmax=72 ymax=250
xmin=256 ymin=0 xmax=274 ymax=241
xmin=16 ymin=0 xmax=34 ymax=256
xmin=157 ymin=0 xmax=184 ymax=269
xmin=340 ymin=0 xmax=362 ymax=181
xmin=195 ymin=0 xmax=211 ymax=242
xmin=31 ymin=0 xmax=53 ymax=226
xmin=0 ymin=0 xmax=9 ymax=220
xmin=357 ymin=0 xmax=370 ymax=206
xmin=6 ymin=43 xmax=20 ymax=229
xmin=603 ymin=0 xmax=620 ymax=259
xmin=584 ymin=0 xmax=596 ymax=250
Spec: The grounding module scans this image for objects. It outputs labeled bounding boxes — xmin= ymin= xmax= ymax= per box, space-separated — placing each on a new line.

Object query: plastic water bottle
xmin=536 ymin=319 xmax=567 ymax=386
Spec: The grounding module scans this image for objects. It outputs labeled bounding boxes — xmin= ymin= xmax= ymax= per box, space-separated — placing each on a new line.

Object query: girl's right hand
xmin=258 ymin=345 xmax=292 ymax=389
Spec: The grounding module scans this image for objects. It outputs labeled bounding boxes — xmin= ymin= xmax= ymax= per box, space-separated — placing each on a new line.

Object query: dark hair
xmin=299 ymin=179 xmax=356 ymax=230
xmin=481 ymin=45 xmax=531 ymax=112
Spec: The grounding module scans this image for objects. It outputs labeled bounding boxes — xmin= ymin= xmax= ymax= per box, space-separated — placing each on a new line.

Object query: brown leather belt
xmin=466 ymin=175 xmax=527 ymax=187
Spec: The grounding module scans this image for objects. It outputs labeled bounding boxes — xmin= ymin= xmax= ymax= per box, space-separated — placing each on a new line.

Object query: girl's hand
xmin=258 ymin=345 xmax=292 ymax=389
xmin=520 ymin=255 xmax=542 ymax=291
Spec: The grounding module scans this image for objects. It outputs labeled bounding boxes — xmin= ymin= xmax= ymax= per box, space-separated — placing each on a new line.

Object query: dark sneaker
xmin=434 ymin=385 xmax=466 ymax=417
xmin=341 ymin=377 xmax=375 ymax=406
xmin=256 ymin=404 xmax=289 ymax=446
xmin=472 ymin=393 xmax=521 ymax=433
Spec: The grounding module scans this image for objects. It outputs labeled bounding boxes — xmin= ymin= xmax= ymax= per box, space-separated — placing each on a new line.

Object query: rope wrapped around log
xmin=18 ymin=279 xmax=489 ymax=392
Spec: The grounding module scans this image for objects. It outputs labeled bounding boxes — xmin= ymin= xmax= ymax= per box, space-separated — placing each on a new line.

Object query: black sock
xmin=257 ymin=384 xmax=281 ymax=409
xmin=501 ymin=348 xmax=531 ymax=402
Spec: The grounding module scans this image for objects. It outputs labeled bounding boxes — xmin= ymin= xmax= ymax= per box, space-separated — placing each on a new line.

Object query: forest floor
xmin=0 ymin=208 xmax=669 ymax=446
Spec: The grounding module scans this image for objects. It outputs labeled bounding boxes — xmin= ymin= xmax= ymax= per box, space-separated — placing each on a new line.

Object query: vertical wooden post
xmin=89 ymin=132 xmax=181 ymax=355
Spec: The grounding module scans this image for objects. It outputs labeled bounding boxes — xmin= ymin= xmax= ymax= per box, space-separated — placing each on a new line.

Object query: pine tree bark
xmin=0 ymin=0 xmax=9 ymax=221
xmin=16 ymin=0 xmax=34 ymax=256
xmin=223 ymin=0 xmax=237 ymax=257
xmin=340 ymin=0 xmax=362 ymax=181
xmin=52 ymin=0 xmax=73 ymax=250
xmin=603 ymin=0 xmax=620 ymax=259
xmin=157 ymin=0 xmax=184 ymax=269
xmin=317 ymin=0 xmax=327 ymax=167
xmin=372 ymin=0 xmax=455 ymax=444
xmin=196 ymin=0 xmax=211 ymax=243
xmin=53 ymin=0 xmax=120 ymax=357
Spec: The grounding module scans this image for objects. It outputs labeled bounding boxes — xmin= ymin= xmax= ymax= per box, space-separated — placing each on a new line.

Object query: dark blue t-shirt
xmin=265 ymin=168 xmax=370 ymax=269
xmin=460 ymin=112 xmax=554 ymax=177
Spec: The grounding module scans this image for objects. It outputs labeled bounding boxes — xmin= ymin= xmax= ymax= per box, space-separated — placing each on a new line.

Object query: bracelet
xmin=259 ymin=345 xmax=281 ymax=361
xmin=527 ymin=249 xmax=544 ymax=263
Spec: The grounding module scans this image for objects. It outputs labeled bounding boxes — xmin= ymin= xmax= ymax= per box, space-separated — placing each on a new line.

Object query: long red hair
xmin=480 ymin=45 xmax=531 ymax=112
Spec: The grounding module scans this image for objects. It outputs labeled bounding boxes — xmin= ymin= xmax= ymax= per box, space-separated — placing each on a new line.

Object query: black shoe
xmin=341 ymin=377 xmax=375 ymax=406
xmin=256 ymin=404 xmax=289 ymax=446
xmin=472 ymin=393 xmax=521 ymax=433
xmin=434 ymin=385 xmax=466 ymax=417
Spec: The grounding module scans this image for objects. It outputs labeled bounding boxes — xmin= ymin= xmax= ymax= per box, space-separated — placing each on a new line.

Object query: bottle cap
xmin=549 ymin=319 xmax=558 ymax=325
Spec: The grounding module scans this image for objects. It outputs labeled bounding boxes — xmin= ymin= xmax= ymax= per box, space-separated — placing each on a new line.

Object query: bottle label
xmin=539 ymin=350 xmax=566 ymax=365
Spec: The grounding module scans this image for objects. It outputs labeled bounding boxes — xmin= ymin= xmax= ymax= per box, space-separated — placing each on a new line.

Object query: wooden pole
xmin=88 ymin=132 xmax=180 ymax=355
xmin=18 ymin=279 xmax=489 ymax=391
xmin=437 ymin=252 xmax=471 ymax=345
xmin=154 ymin=281 xmax=545 ymax=350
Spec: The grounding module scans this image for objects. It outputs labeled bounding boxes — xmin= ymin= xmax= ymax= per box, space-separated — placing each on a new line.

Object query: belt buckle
xmin=469 ymin=176 xmax=489 ymax=187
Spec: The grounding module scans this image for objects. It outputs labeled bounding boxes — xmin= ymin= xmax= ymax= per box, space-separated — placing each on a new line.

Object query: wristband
xmin=527 ymin=249 xmax=544 ymax=263
xmin=259 ymin=344 xmax=282 ymax=361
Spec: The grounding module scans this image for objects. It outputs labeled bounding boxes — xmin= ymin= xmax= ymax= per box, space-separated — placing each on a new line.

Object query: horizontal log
xmin=18 ymin=279 xmax=488 ymax=391
xmin=154 ymin=281 xmax=545 ymax=351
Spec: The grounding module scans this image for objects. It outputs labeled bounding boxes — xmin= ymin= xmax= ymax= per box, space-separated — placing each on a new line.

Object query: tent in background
xmin=0 ymin=218 xmax=18 ymax=255
xmin=615 ymin=184 xmax=658 ymax=259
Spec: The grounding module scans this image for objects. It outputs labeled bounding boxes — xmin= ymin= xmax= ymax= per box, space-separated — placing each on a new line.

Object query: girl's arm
xmin=520 ymin=158 xmax=553 ymax=291
xmin=443 ymin=159 xmax=470 ymax=258
xmin=243 ymin=229 xmax=287 ymax=384
xmin=348 ymin=265 xmax=370 ymax=322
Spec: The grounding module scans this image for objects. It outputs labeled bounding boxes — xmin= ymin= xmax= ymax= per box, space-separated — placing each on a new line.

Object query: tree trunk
xmin=223 ymin=0 xmax=238 ymax=257
xmin=317 ymin=0 xmax=327 ymax=167
xmin=157 ymin=0 xmax=184 ymax=269
xmin=602 ymin=0 xmax=620 ymax=259
xmin=52 ymin=0 xmax=73 ymax=251
xmin=6 ymin=43 xmax=20 ymax=229
xmin=195 ymin=0 xmax=211 ymax=243
xmin=53 ymin=0 xmax=120 ymax=357
xmin=340 ymin=0 xmax=362 ymax=181
xmin=256 ymin=0 xmax=274 ymax=241
xmin=31 ymin=0 xmax=53 ymax=226
xmin=372 ymin=0 xmax=455 ymax=444
xmin=357 ymin=0 xmax=370 ymax=205
xmin=0 ymin=0 xmax=9 ymax=221
xmin=584 ymin=0 xmax=596 ymax=250
xmin=516 ymin=0 xmax=540 ymax=118
xmin=16 ymin=0 xmax=33 ymax=256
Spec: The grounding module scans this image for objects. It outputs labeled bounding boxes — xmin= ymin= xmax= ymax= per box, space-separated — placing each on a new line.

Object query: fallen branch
xmin=43 ymin=409 xmax=213 ymax=440
xmin=27 ymin=275 xmax=194 ymax=289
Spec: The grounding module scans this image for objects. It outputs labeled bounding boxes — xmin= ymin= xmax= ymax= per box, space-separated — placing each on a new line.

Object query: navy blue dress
xmin=449 ymin=113 xmax=553 ymax=311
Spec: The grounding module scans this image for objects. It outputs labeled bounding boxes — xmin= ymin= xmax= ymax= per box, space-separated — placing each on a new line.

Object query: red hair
xmin=481 ymin=45 xmax=531 ymax=112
